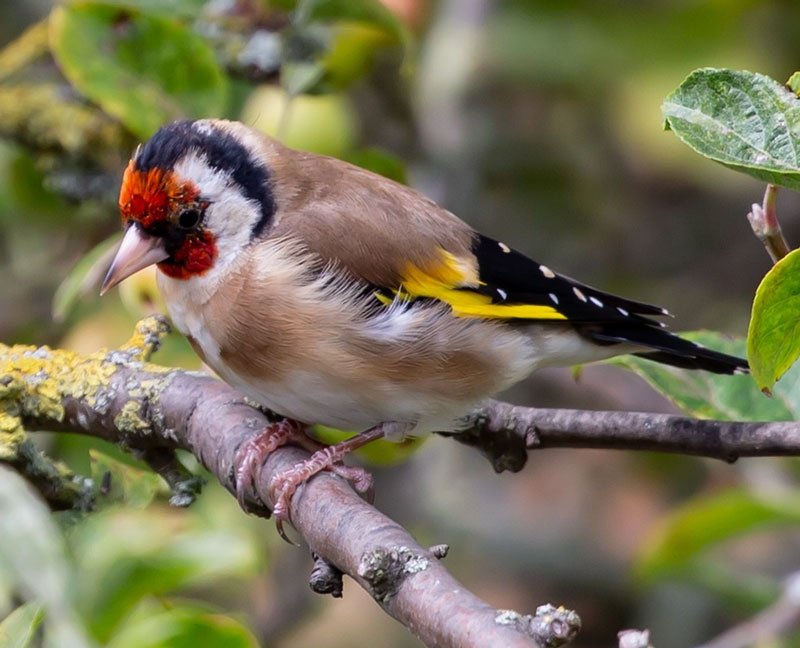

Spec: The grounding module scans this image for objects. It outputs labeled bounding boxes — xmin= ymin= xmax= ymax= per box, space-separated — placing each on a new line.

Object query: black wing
xmin=470 ymin=234 xmax=747 ymax=375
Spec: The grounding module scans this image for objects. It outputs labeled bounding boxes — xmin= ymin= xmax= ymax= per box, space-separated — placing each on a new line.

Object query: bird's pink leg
xmin=234 ymin=418 xmax=308 ymax=511
xmin=268 ymin=421 xmax=408 ymax=542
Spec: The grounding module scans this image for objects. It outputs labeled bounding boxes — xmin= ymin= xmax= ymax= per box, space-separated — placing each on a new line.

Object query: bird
xmin=101 ymin=118 xmax=748 ymax=535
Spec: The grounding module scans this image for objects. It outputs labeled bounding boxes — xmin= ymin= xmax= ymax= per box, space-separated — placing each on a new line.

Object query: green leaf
xmin=0 ymin=467 xmax=92 ymax=648
xmin=611 ymin=331 xmax=793 ymax=421
xmin=748 ymin=248 xmax=800 ymax=392
xmin=0 ymin=466 xmax=71 ymax=612
xmin=80 ymin=0 xmax=208 ymax=18
xmin=787 ymin=71 xmax=800 ymax=96
xmin=50 ymin=3 xmax=227 ymax=139
xmin=70 ymin=506 xmax=259 ymax=641
xmin=636 ymin=488 xmax=800 ymax=582
xmin=52 ymin=235 xmax=121 ymax=323
xmin=8 ymin=152 xmax=66 ymax=220
xmin=281 ymin=61 xmax=327 ymax=97
xmin=0 ymin=604 xmax=44 ymax=648
xmin=89 ymin=449 xmax=162 ymax=510
xmin=663 ymin=68 xmax=800 ymax=190
xmin=108 ymin=603 xmax=258 ymax=648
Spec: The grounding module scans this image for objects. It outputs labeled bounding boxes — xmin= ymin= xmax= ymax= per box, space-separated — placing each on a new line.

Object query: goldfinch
xmin=101 ymin=119 xmax=747 ymax=530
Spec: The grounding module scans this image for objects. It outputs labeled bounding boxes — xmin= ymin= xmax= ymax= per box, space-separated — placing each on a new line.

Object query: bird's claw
xmin=331 ymin=464 xmax=374 ymax=503
xmin=232 ymin=419 xmax=305 ymax=513
xmin=268 ymin=458 xmax=375 ymax=544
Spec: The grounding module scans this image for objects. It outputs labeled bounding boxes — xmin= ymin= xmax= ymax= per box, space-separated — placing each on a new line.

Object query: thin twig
xmin=446 ymin=399 xmax=800 ymax=474
xmin=696 ymin=571 xmax=800 ymax=648
xmin=747 ymin=184 xmax=790 ymax=263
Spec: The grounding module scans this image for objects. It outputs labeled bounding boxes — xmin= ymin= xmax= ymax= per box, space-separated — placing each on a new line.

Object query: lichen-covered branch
xmin=0 ymin=316 xmax=572 ymax=648
xmin=6 ymin=317 xmax=800 ymax=646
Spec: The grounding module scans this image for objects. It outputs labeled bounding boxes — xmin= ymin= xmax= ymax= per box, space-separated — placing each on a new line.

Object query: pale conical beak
xmin=100 ymin=225 xmax=169 ymax=295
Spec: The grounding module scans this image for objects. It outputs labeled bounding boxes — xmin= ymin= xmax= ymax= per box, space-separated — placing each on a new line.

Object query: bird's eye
xmin=178 ymin=208 xmax=201 ymax=229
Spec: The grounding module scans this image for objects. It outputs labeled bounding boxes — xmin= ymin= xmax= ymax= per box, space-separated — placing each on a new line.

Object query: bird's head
xmin=102 ymin=119 xmax=276 ymax=294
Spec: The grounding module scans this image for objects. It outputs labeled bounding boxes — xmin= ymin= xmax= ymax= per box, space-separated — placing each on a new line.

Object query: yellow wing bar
xmin=398 ymin=250 xmax=567 ymax=320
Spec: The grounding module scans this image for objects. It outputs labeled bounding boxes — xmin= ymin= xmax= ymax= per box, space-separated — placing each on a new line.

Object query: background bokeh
xmin=2 ymin=1 xmax=800 ymax=646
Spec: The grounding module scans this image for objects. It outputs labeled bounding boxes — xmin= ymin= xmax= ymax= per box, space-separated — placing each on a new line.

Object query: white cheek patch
xmin=173 ymin=151 xmax=262 ymax=274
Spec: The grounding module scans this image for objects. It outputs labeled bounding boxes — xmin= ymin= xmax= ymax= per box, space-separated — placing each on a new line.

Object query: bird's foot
xmin=268 ymin=422 xmax=397 ymax=543
xmin=329 ymin=464 xmax=375 ymax=503
xmin=234 ymin=418 xmax=307 ymax=512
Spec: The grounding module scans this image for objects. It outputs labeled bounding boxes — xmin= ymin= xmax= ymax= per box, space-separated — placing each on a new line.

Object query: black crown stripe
xmin=134 ymin=120 xmax=275 ymax=238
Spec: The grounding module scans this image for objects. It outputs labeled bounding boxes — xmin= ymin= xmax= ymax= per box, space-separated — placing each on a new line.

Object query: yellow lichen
xmin=0 ymin=405 xmax=25 ymax=461
xmin=0 ymin=315 xmax=172 ymax=430
xmin=113 ymin=400 xmax=152 ymax=435
xmin=0 ymin=317 xmax=176 ymax=509
xmin=119 ymin=316 xmax=173 ymax=364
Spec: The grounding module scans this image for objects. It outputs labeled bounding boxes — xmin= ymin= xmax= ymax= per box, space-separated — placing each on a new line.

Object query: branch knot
xmin=496 ymin=604 xmax=581 ymax=647
xmin=357 ymin=546 xmax=432 ymax=604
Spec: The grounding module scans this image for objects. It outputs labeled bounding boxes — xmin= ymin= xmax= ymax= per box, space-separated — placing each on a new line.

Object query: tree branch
xmin=0 ymin=316 xmax=578 ymax=648
xmin=448 ymin=399 xmax=800 ymax=474
xmin=5 ymin=317 xmax=800 ymax=646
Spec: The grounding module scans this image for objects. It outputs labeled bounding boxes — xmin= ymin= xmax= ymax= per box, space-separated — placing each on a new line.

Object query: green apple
xmin=241 ymin=85 xmax=359 ymax=158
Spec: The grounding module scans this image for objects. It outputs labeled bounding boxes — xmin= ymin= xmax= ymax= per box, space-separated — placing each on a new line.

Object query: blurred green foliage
xmin=3 ymin=1 xmax=800 ymax=647
xmin=51 ymin=4 xmax=229 ymax=139
xmin=0 ymin=602 xmax=44 ymax=648
xmin=637 ymin=488 xmax=800 ymax=593
xmin=0 ymin=463 xmax=263 ymax=648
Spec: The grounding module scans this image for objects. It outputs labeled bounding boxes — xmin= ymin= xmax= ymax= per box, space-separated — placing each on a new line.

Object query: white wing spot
xmin=539 ymin=265 xmax=555 ymax=279
xmin=497 ymin=288 xmax=508 ymax=300
xmin=589 ymin=296 xmax=604 ymax=308
xmin=661 ymin=307 xmax=670 ymax=315
xmin=617 ymin=307 xmax=629 ymax=316
xmin=573 ymin=287 xmax=587 ymax=302
xmin=498 ymin=242 xmax=511 ymax=253
xmin=549 ymin=292 xmax=559 ymax=305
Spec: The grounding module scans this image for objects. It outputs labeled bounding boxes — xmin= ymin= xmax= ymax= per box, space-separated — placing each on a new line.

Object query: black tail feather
xmin=632 ymin=350 xmax=747 ymax=374
xmin=581 ymin=323 xmax=748 ymax=375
